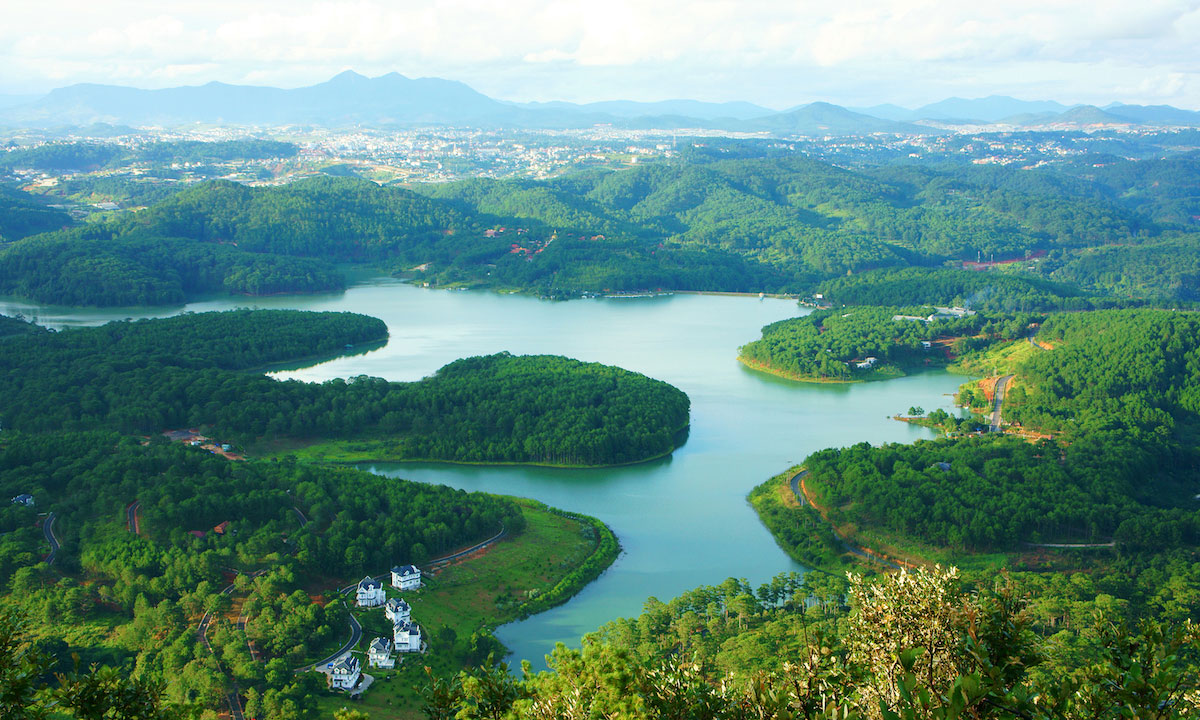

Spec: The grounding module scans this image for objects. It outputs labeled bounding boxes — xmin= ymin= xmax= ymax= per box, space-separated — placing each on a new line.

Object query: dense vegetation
xmin=0 ymin=226 xmax=346 ymax=305
xmin=813 ymin=267 xmax=1104 ymax=311
xmin=739 ymin=306 xmax=1037 ymax=381
xmin=0 ymin=431 xmax=524 ymax=718
xmin=756 ymin=308 xmax=1200 ymax=554
xmin=425 ymin=566 xmax=1200 ymax=719
xmin=4 ymin=151 xmax=1200 ymax=305
xmin=0 ymin=184 xmax=72 ymax=241
xmin=0 ymin=313 xmax=46 ymax=339
xmin=0 ymin=310 xmax=689 ymax=465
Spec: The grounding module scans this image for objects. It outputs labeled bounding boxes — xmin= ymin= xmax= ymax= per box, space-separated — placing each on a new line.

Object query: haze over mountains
xmin=3 ymin=71 xmax=1200 ymax=134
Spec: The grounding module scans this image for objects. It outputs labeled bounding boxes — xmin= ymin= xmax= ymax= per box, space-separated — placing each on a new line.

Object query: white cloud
xmin=1 ymin=0 xmax=1199 ymax=108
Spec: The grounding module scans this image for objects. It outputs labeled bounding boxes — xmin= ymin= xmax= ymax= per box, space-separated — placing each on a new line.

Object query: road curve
xmin=990 ymin=374 xmax=1014 ymax=432
xmin=295 ymin=601 xmax=361 ymax=673
xmin=43 ymin=512 xmax=60 ymax=565
xmin=787 ymin=469 xmax=905 ymax=571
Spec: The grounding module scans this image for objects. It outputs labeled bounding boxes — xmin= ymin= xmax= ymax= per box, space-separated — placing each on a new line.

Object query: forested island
xmin=3 ymin=147 xmax=1200 ymax=306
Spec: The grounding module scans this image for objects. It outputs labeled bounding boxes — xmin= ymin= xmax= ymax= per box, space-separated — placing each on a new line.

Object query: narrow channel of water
xmin=2 ymin=280 xmax=965 ymax=668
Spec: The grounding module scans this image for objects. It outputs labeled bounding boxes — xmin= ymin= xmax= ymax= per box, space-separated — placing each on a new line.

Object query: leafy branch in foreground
xmin=422 ymin=567 xmax=1199 ymax=720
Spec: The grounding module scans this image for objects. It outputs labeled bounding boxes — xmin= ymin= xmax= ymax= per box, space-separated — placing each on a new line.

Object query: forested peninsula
xmin=739 ymin=305 xmax=1039 ymax=382
xmin=4 ymin=149 xmax=1200 ymax=305
xmin=751 ymin=308 xmax=1200 ymax=568
xmin=0 ymin=309 xmax=690 ymax=466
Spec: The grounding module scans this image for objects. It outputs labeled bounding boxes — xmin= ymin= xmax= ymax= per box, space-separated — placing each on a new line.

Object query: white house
xmin=384 ymin=597 xmax=411 ymax=624
xmin=356 ymin=576 xmax=385 ymax=607
xmin=855 ymin=357 xmax=878 ymax=369
xmin=10 ymin=494 xmax=34 ymax=507
xmin=391 ymin=564 xmax=422 ymax=590
xmin=368 ymin=637 xmax=395 ymax=669
xmin=328 ymin=654 xmax=361 ymax=690
xmin=393 ymin=620 xmax=423 ymax=653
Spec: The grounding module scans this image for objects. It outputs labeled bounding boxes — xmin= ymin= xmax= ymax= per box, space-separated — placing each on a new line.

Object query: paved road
xmin=789 ymin=470 xmax=807 ymax=507
xmin=337 ymin=525 xmax=508 ymax=594
xmin=427 ymin=526 xmax=507 ymax=570
xmin=787 ymin=469 xmax=904 ymax=571
xmin=197 ymin=569 xmax=266 ymax=720
xmin=295 ymin=601 xmax=361 ymax=673
xmin=126 ymin=501 xmax=140 ymax=534
xmin=292 ymin=506 xmax=308 ymax=527
xmin=1023 ymin=541 xmax=1115 ymax=549
xmin=43 ymin=512 xmax=59 ymax=565
xmin=990 ymin=374 xmax=1014 ymax=432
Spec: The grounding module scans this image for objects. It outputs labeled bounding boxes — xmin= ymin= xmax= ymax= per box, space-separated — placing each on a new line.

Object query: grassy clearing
xmin=951 ymin=338 xmax=1037 ymax=377
xmin=313 ymin=498 xmax=610 ymax=719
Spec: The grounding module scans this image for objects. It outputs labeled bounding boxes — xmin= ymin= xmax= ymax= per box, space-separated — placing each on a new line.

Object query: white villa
xmin=368 ymin=637 xmax=396 ymax=669
xmin=393 ymin=619 xmax=423 ymax=653
xmin=384 ymin=597 xmax=411 ymax=624
xmin=356 ymin=576 xmax=385 ymax=607
xmin=328 ymin=654 xmax=361 ymax=690
xmin=391 ymin=564 xmax=422 ymax=590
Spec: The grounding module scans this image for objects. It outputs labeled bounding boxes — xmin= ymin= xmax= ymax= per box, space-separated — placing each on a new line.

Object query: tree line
xmin=0 ymin=310 xmax=690 ymax=466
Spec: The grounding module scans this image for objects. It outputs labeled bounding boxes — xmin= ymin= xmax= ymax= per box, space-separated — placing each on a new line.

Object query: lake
xmin=1 ymin=280 xmax=964 ymax=668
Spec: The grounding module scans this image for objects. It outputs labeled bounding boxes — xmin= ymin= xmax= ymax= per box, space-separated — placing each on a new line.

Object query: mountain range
xmin=2 ymin=72 xmax=1198 ymax=134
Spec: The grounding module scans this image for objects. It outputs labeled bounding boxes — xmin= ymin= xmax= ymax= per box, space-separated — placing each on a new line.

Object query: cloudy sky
xmin=4 ymin=0 xmax=1200 ymax=109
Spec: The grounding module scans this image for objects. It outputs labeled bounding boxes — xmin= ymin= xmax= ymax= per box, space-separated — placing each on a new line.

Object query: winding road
xmin=294 ymin=601 xmax=362 ymax=673
xmin=198 ymin=578 xmax=245 ymax=720
xmin=788 ymin=470 xmax=905 ymax=571
xmin=42 ymin=512 xmax=59 ymax=565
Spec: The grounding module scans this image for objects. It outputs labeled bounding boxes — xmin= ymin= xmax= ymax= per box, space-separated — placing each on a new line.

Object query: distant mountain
xmin=520 ymin=99 xmax=776 ymax=121
xmin=1046 ymin=105 xmax=1136 ymax=126
xmin=848 ymin=103 xmax=917 ymax=122
xmin=913 ymin=96 xmax=1069 ymax=123
xmin=1104 ymin=104 xmax=1200 ymax=126
xmin=1 ymin=71 xmax=521 ymax=127
xmin=3 ymin=73 xmax=1196 ymax=133
xmin=746 ymin=102 xmax=932 ymax=136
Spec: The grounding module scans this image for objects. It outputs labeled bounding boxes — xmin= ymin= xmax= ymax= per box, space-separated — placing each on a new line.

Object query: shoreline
xmin=737 ymin=355 xmax=860 ymax=384
xmin=286 ymin=425 xmax=690 ymax=469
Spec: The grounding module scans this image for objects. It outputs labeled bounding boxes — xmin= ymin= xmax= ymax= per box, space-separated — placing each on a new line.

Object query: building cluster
xmin=327 ymin=563 xmax=425 ymax=691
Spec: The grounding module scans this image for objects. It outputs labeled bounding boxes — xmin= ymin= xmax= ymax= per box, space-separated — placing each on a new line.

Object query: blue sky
xmin=4 ymin=0 xmax=1200 ymax=109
